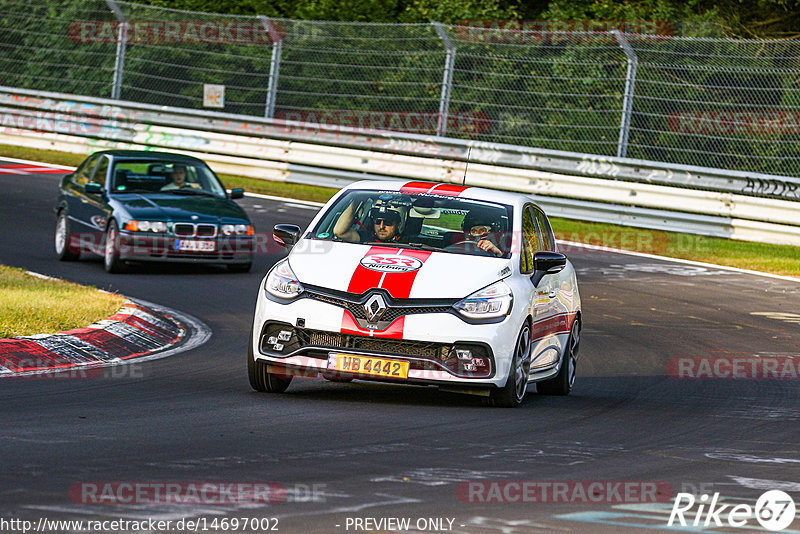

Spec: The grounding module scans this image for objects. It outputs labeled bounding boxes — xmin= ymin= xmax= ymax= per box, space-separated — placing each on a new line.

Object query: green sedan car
xmin=55 ymin=150 xmax=255 ymax=273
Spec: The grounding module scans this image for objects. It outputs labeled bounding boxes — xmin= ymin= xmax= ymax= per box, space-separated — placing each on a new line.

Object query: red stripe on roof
xmin=399 ymin=181 xmax=437 ymax=194
xmin=429 ymin=183 xmax=470 ymax=196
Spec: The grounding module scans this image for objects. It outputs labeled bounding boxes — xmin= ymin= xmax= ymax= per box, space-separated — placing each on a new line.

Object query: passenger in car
xmin=462 ymin=210 xmax=504 ymax=257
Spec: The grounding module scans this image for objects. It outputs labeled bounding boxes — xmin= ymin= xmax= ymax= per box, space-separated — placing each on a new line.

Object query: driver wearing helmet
xmin=334 ymin=199 xmax=406 ymax=243
xmin=462 ymin=210 xmax=504 ymax=257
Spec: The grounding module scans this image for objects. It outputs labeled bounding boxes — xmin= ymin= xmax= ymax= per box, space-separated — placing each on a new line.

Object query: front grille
xmin=297 ymin=329 xmax=445 ymax=359
xmin=306 ymin=289 xmax=453 ymax=322
xmin=172 ymin=223 xmax=217 ymax=237
xmin=173 ymin=223 xmax=194 ymax=236
xmin=260 ymin=323 xmax=494 ymax=378
xmin=196 ymin=224 xmax=217 ymax=237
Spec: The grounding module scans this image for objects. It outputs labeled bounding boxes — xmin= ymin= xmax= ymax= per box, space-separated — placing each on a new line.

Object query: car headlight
xmin=454 ymin=280 xmax=513 ymax=320
xmin=124 ymin=220 xmax=168 ymax=233
xmin=222 ymin=224 xmax=254 ymax=236
xmin=264 ymin=259 xmax=304 ymax=300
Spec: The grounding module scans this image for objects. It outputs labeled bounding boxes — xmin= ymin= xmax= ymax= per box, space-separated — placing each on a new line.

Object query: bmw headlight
xmin=264 ymin=259 xmax=304 ymax=300
xmin=222 ymin=224 xmax=254 ymax=236
xmin=454 ymin=280 xmax=513 ymax=320
xmin=124 ymin=220 xmax=168 ymax=233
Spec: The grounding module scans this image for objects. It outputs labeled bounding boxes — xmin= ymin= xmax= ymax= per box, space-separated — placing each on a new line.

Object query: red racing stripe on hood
xmin=341 ymin=311 xmax=405 ymax=339
xmin=342 ymin=248 xmax=432 ymax=339
xmin=378 ymin=249 xmax=432 ymax=299
xmin=346 ymin=245 xmax=399 ymax=294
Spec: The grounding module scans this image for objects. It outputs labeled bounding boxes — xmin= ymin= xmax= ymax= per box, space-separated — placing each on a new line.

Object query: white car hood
xmin=288 ymin=239 xmax=511 ymax=299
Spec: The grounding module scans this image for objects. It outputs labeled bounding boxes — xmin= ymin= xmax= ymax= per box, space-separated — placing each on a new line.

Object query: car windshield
xmin=109 ymin=159 xmax=227 ymax=197
xmin=313 ymin=189 xmax=514 ymax=258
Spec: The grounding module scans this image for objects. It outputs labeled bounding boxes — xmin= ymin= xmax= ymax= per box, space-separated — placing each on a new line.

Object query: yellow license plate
xmin=326 ymin=353 xmax=409 ymax=379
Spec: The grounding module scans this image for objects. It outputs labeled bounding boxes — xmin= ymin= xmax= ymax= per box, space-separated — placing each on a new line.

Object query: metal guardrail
xmin=2 ymin=85 xmax=799 ymax=202
xmin=0 ymin=86 xmax=798 ymax=245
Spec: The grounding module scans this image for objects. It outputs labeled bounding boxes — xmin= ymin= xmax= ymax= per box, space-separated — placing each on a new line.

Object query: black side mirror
xmin=84 ymin=182 xmax=102 ymax=194
xmin=530 ymin=251 xmax=567 ymax=287
xmin=229 ymin=188 xmax=244 ymax=199
xmin=273 ymin=224 xmax=302 ymax=251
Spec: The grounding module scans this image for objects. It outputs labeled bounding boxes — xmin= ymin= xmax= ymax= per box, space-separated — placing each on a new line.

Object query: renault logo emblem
xmin=364 ymin=294 xmax=387 ymax=323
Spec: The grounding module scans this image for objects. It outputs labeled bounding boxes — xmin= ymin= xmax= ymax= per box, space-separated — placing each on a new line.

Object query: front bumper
xmin=119 ymin=232 xmax=253 ymax=264
xmin=251 ymin=291 xmax=524 ymax=388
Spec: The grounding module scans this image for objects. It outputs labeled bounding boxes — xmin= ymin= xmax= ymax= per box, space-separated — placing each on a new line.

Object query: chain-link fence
xmin=1 ymin=0 xmax=799 ymax=177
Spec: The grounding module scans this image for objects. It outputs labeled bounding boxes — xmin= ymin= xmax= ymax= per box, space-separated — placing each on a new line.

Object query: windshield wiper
xmin=358 ymin=241 xmax=443 ymax=252
xmin=404 ymin=242 xmax=443 ymax=252
xmin=166 ymin=189 xmax=220 ymax=197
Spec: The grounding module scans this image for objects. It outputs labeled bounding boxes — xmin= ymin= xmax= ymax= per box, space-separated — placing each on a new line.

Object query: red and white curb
xmin=0 ymin=298 xmax=210 ymax=377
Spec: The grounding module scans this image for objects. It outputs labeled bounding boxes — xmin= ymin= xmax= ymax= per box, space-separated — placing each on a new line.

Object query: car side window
xmin=90 ymin=156 xmax=109 ymax=187
xmin=74 ymin=155 xmax=99 ymax=186
xmin=532 ymin=206 xmax=556 ymax=252
xmin=521 ymin=205 xmax=540 ymax=273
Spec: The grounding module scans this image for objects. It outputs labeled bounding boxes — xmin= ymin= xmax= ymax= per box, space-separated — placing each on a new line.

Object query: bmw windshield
xmin=312 ymin=189 xmax=514 ymax=258
xmin=109 ymin=159 xmax=227 ymax=198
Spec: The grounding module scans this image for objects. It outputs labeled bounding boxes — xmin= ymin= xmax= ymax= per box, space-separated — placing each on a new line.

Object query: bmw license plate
xmin=175 ymin=239 xmax=215 ymax=252
xmin=327 ymin=353 xmax=409 ymax=379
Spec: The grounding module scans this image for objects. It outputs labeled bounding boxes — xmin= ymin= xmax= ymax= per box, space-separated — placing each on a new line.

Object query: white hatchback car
xmin=248 ymin=181 xmax=581 ymax=407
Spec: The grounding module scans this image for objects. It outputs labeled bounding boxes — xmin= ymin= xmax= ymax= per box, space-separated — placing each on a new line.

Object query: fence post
xmin=432 ymin=22 xmax=456 ymax=137
xmin=613 ymin=30 xmax=638 ymax=158
xmin=259 ymin=16 xmax=283 ymax=119
xmin=105 ymin=0 xmax=126 ymax=100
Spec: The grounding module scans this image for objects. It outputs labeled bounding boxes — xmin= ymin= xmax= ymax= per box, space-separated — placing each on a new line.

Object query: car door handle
xmin=548 ymin=290 xmax=557 ymax=299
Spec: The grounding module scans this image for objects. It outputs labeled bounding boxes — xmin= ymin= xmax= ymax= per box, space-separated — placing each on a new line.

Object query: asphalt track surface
xmin=1 ymin=164 xmax=799 ymax=533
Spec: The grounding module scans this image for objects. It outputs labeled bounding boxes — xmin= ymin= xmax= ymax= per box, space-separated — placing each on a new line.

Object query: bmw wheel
xmin=538 ymin=318 xmax=580 ymax=395
xmin=489 ymin=322 xmax=531 ymax=408
xmin=104 ymin=220 xmax=127 ymax=273
xmin=55 ymin=210 xmax=80 ymax=261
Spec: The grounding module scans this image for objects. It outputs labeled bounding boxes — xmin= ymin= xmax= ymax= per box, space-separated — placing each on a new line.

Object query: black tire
xmin=488 ymin=322 xmax=532 ymax=408
xmin=227 ymin=262 xmax=252 ymax=273
xmin=537 ymin=317 xmax=580 ymax=396
xmin=55 ymin=210 xmax=80 ymax=261
xmin=247 ymin=328 xmax=293 ymax=393
xmin=103 ymin=220 xmax=127 ymax=273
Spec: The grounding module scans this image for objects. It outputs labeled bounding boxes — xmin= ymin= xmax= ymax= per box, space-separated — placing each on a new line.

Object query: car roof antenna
xmin=462 ymin=145 xmax=472 ymax=186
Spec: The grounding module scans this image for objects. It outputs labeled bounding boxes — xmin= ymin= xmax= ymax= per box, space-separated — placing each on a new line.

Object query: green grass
xmin=2 ymin=143 xmax=798 ymax=277
xmin=0 ymin=265 xmax=125 ymax=338
xmin=218 ymin=174 xmax=339 ymax=204
xmin=0 ymin=143 xmax=87 ymax=168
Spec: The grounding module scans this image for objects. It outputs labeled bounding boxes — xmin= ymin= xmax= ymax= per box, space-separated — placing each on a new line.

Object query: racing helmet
xmin=461 ymin=209 xmax=501 ymax=237
xmin=368 ymin=198 xmax=408 ymax=235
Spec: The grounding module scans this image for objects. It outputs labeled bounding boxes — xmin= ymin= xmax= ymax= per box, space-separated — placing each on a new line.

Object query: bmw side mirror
xmin=273 ymin=224 xmax=302 ymax=251
xmin=84 ymin=182 xmax=103 ymax=194
xmin=229 ymin=188 xmax=244 ymax=199
xmin=530 ymin=251 xmax=566 ymax=287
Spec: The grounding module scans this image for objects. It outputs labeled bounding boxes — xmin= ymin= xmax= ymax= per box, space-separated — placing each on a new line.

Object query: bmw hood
xmin=113 ymin=194 xmax=250 ymax=223
xmin=288 ymin=240 xmax=512 ymax=299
